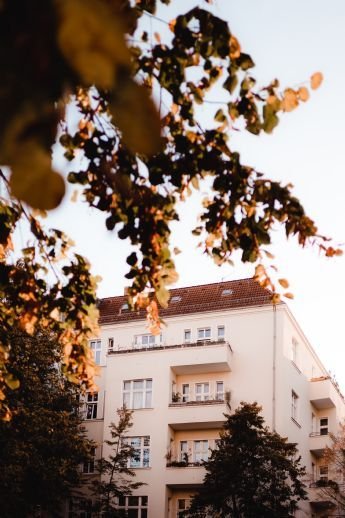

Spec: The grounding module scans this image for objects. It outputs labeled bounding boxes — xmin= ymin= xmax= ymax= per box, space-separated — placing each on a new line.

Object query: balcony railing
xmin=166 ymin=461 xmax=205 ymax=468
xmin=170 ymin=394 xmax=226 ymax=406
xmin=109 ymin=339 xmax=233 ymax=354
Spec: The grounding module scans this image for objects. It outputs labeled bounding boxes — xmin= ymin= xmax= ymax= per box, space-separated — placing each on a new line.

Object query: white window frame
xmin=195 ymin=382 xmax=210 ymax=401
xmin=177 ymin=498 xmax=191 ymax=517
xmin=291 ymin=391 xmax=298 ymax=421
xmin=90 ymin=339 xmax=101 ymax=365
xmin=83 ymin=447 xmax=96 ymax=474
xmin=319 ymin=465 xmax=328 ymax=481
xmin=193 ymin=440 xmax=209 ymax=462
xmin=320 ymin=417 xmax=328 ymax=435
xmin=184 ymin=329 xmax=191 ymax=343
xmin=217 ymin=325 xmax=225 ymax=340
xmin=108 ymin=337 xmax=114 ymax=352
xmin=182 ymin=384 xmax=190 ymax=403
xmin=180 ymin=440 xmax=189 ymax=463
xmin=197 ymin=327 xmax=211 ymax=341
xmin=85 ymin=392 xmax=98 ymax=420
xmin=117 ymin=496 xmax=148 ymax=517
xmin=216 ymin=381 xmax=224 ymax=400
xmin=125 ymin=436 xmax=150 ymax=468
xmin=134 ymin=333 xmax=161 ymax=348
xmin=123 ymin=379 xmax=153 ymax=409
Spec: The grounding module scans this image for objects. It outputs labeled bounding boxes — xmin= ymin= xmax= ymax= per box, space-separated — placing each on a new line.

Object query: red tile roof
xmin=99 ymin=278 xmax=276 ymax=325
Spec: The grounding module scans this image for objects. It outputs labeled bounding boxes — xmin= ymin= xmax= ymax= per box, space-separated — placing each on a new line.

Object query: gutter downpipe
xmin=272 ymin=304 xmax=277 ymax=432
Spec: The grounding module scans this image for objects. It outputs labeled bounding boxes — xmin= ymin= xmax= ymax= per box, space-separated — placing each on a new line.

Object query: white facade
xmin=78 ymin=280 xmax=345 ymax=518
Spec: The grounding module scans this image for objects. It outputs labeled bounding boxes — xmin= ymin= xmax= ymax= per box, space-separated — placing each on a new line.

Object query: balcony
xmin=310 ymin=376 xmax=341 ymax=409
xmin=168 ymin=399 xmax=227 ymax=430
xmin=165 ymin=463 xmax=205 ymax=489
xmin=309 ymin=432 xmax=334 ymax=457
xmin=309 ymin=481 xmax=338 ymax=510
xmin=169 ymin=340 xmax=232 ymax=375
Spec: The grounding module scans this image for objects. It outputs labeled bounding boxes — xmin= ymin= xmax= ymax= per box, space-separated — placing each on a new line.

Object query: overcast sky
xmin=47 ymin=0 xmax=345 ymax=389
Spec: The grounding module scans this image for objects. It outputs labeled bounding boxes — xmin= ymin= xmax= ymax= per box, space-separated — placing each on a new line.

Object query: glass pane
xmin=146 ymin=379 xmax=152 ymax=389
xmin=218 ymin=326 xmax=225 ymax=337
xmin=143 ymin=449 xmax=150 ymax=467
xmin=133 ymin=392 xmax=143 ymax=409
xmin=197 ymin=329 xmax=204 ymax=339
xmin=149 ymin=335 xmax=155 ymax=344
xmin=143 ymin=436 xmax=150 ymax=447
xmin=134 ymin=380 xmax=144 ymax=389
xmin=118 ymin=496 xmax=126 ymax=506
xmin=123 ymin=381 xmax=131 ymax=390
xmin=182 ymin=384 xmax=189 ymax=394
xmin=204 ymin=383 xmax=209 ymax=392
xmin=145 ymin=391 xmax=152 ymax=408
xmin=184 ymin=330 xmax=191 ymax=340
xmin=131 ymin=437 xmax=141 ymax=447
xmin=127 ymin=511 xmax=139 ymax=518
xmin=205 ymin=328 xmax=211 ymax=338
xmin=320 ymin=418 xmax=328 ymax=426
xmin=128 ymin=496 xmax=139 ymax=506
xmin=142 ymin=335 xmax=148 ymax=345
xmin=123 ymin=393 xmax=130 ymax=407
xmin=141 ymin=510 xmax=147 ymax=518
xmin=196 ymin=384 xmax=202 ymax=393
xmin=141 ymin=496 xmax=148 ymax=506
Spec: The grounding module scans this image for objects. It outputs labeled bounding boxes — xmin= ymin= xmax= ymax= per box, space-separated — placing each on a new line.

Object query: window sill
xmin=131 ymin=467 xmax=151 ymax=470
xmin=291 ymin=361 xmax=301 ymax=374
xmin=291 ymin=417 xmax=301 ymax=428
xmin=131 ymin=407 xmax=154 ymax=411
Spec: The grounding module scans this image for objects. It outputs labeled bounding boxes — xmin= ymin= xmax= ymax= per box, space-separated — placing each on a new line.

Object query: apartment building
xmin=76 ymin=278 xmax=345 ymax=518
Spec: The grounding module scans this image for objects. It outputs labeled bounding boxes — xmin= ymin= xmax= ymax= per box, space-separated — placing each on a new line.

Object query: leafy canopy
xmin=187 ymin=402 xmax=307 ymax=518
xmin=0 ymin=0 xmax=340 ymax=416
xmin=0 ymin=330 xmax=94 ymax=518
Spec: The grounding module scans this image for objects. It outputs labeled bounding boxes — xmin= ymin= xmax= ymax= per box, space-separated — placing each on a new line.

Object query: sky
xmin=46 ymin=0 xmax=345 ymax=389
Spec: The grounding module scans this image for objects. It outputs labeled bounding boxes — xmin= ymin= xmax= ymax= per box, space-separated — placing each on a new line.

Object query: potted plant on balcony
xmin=172 ymin=392 xmax=181 ymax=403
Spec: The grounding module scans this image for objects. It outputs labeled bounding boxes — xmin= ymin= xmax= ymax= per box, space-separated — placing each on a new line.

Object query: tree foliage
xmin=0 ymin=330 xmax=94 ymax=518
xmin=187 ymin=402 xmax=307 ymax=518
xmin=0 ymin=1 xmax=341 ymax=415
xmin=92 ymin=406 xmax=144 ymax=517
xmin=318 ymin=424 xmax=345 ymax=511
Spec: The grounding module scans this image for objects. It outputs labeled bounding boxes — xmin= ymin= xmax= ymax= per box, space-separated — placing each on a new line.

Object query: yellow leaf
xmin=281 ymin=89 xmax=299 ymax=112
xmin=168 ymin=19 xmax=176 ymax=32
xmin=278 ymin=278 xmax=289 ymax=289
xmin=298 ymin=86 xmax=310 ymax=102
xmin=284 ymin=292 xmax=294 ymax=299
xmin=156 ymin=285 xmax=170 ymax=309
xmin=4 ymin=374 xmax=20 ymax=391
xmin=154 ymin=32 xmax=161 ymax=44
xmin=111 ymin=78 xmax=162 ymax=156
xmin=10 ymin=139 xmax=65 ymax=210
xmin=310 ymin=72 xmax=323 ymax=90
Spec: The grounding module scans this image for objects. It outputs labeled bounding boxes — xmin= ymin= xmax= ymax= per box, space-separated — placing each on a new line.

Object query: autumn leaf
xmin=229 ymin=35 xmax=241 ymax=59
xmin=281 ymin=89 xmax=299 ymax=112
xmin=298 ymin=86 xmax=310 ymax=102
xmin=278 ymin=278 xmax=289 ymax=289
xmin=110 ymin=78 xmax=162 ymax=156
xmin=284 ymin=292 xmax=294 ymax=299
xmin=310 ymin=72 xmax=323 ymax=90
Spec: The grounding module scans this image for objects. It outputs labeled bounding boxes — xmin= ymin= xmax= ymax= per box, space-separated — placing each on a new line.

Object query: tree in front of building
xmin=0 ymin=330 xmax=94 ymax=518
xmin=187 ymin=402 xmax=307 ymax=518
xmin=314 ymin=424 xmax=345 ymax=511
xmin=92 ymin=406 xmax=144 ymax=517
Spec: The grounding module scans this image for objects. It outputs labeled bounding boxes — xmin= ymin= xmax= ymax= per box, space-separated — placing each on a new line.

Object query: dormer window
xmin=221 ymin=289 xmax=233 ymax=296
xmin=171 ymin=295 xmax=182 ymax=303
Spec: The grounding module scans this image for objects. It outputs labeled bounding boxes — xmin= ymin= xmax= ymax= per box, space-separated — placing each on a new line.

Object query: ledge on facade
xmin=309 ymin=432 xmax=329 ymax=437
xmin=309 ymin=479 xmax=339 ymax=489
xmin=166 ymin=461 xmax=204 ymax=468
xmin=169 ymin=399 xmax=225 ymax=407
xmin=108 ymin=339 xmax=233 ymax=355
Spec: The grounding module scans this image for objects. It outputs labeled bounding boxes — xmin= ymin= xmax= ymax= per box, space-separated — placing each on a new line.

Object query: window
xmin=90 ymin=339 xmax=101 ymax=365
xmin=197 ymin=327 xmax=211 ymax=341
xmin=320 ymin=418 xmax=328 ymax=435
xmin=195 ymin=382 xmax=210 ymax=401
xmin=134 ymin=334 xmax=160 ymax=348
xmin=184 ymin=329 xmax=191 ymax=343
xmin=319 ymin=465 xmax=328 ymax=481
xmin=217 ymin=326 xmax=225 ymax=340
xmin=193 ymin=440 xmax=209 ymax=462
xmin=86 ymin=392 xmax=98 ymax=420
xmin=108 ymin=337 xmax=114 ymax=352
xmin=125 ymin=437 xmax=150 ymax=468
xmin=117 ymin=496 xmax=148 ymax=518
xmin=68 ymin=497 xmax=92 ymax=518
xmin=180 ymin=440 xmax=189 ymax=462
xmin=216 ymin=381 xmax=224 ymax=400
xmin=171 ymin=295 xmax=182 ymax=303
xmin=121 ymin=302 xmax=129 ymax=311
xmin=83 ymin=447 xmax=95 ymax=474
xmin=291 ymin=391 xmax=298 ymax=421
xmin=221 ymin=288 xmax=233 ymax=296
xmin=292 ymin=338 xmax=298 ymax=365
xmin=182 ymin=384 xmax=189 ymax=403
xmin=123 ymin=379 xmax=152 ymax=409
xmin=177 ymin=499 xmax=191 ymax=517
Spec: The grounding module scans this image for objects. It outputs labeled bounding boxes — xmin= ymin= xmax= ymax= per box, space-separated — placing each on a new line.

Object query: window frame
xmin=193 ymin=440 xmax=209 ymax=463
xmin=184 ymin=329 xmax=191 ymax=343
xmin=117 ymin=496 xmax=148 ymax=518
xmin=195 ymin=382 xmax=210 ymax=401
xmin=197 ymin=327 xmax=211 ymax=341
xmin=216 ymin=381 xmax=224 ymax=400
xmin=217 ymin=325 xmax=225 ymax=340
xmin=90 ymin=339 xmax=102 ymax=365
xmin=123 ymin=379 xmax=153 ymax=409
xmin=291 ymin=390 xmax=299 ymax=421
xmin=82 ymin=447 xmax=96 ymax=474
xmin=182 ymin=383 xmax=190 ymax=403
xmin=125 ymin=436 xmax=150 ymax=468
xmin=320 ymin=417 xmax=328 ymax=435
xmin=177 ymin=498 xmax=191 ymax=517
xmin=85 ymin=392 xmax=98 ymax=420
